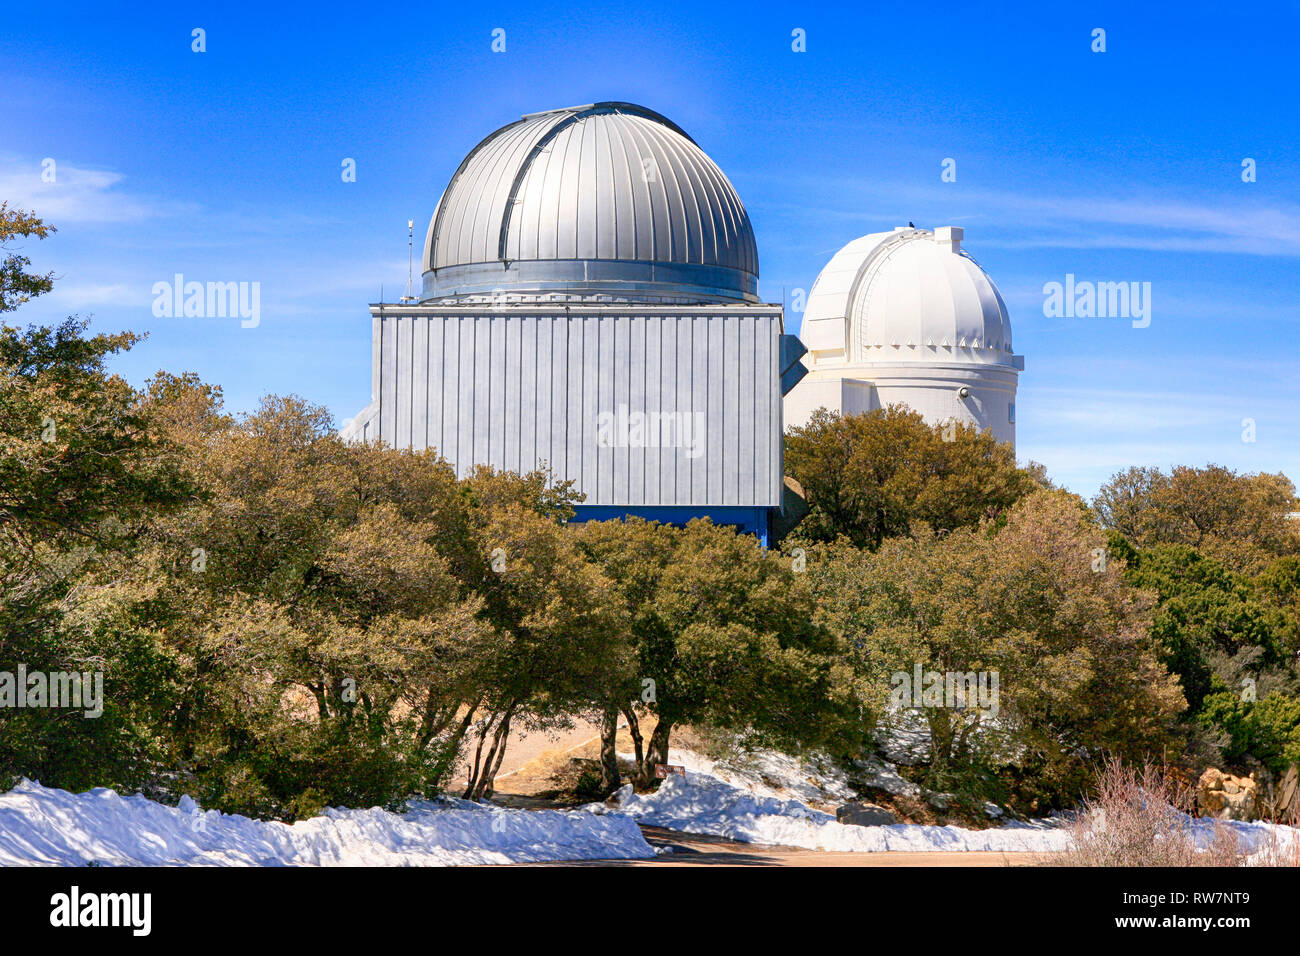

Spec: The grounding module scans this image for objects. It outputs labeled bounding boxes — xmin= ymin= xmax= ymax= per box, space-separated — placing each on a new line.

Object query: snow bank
xmin=593 ymin=771 xmax=1071 ymax=853
xmin=630 ymin=746 xmax=919 ymax=805
xmin=0 ymin=779 xmax=654 ymax=867
xmin=1168 ymin=813 xmax=1300 ymax=863
xmin=1238 ymin=821 xmax=1300 ymax=864
xmin=657 ymin=748 xmax=857 ymax=808
xmin=596 ymin=756 xmax=1300 ymax=857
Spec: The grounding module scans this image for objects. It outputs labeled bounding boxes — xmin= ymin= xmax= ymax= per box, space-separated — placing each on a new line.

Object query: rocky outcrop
xmin=1196 ymin=768 xmax=1258 ymax=821
xmin=1277 ymin=764 xmax=1298 ymax=817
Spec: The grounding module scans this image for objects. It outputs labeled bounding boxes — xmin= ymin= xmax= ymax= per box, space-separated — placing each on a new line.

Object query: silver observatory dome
xmin=420 ymin=102 xmax=759 ymax=304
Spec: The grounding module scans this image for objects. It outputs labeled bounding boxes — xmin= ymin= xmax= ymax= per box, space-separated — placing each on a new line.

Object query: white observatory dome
xmin=421 ymin=102 xmax=759 ymax=303
xmin=800 ymin=226 xmax=1014 ymax=366
xmin=786 ymin=226 xmax=1023 ymax=448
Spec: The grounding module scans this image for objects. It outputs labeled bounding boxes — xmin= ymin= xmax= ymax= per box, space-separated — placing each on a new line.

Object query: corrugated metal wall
xmin=367 ymin=306 xmax=784 ymax=508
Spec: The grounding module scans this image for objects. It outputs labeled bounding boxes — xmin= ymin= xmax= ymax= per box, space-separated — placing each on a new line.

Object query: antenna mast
xmin=401 ymin=219 xmax=415 ymax=302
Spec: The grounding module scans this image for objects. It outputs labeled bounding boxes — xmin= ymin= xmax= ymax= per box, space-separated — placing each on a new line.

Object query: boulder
xmin=836 ymin=802 xmax=898 ymax=827
xmin=1278 ymin=765 xmax=1298 ymax=815
xmin=926 ymin=791 xmax=954 ymax=811
xmin=1200 ymin=789 xmax=1228 ymax=814
xmin=1196 ymin=768 xmax=1259 ymax=821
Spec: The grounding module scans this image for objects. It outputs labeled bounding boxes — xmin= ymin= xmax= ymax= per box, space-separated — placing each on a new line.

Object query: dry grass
xmin=1249 ymin=805 xmax=1300 ymax=867
xmin=1062 ymin=760 xmax=1243 ymax=867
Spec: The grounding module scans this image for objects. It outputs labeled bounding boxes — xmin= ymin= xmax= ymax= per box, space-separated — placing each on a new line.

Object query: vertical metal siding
xmin=689 ymin=316 xmax=708 ymax=504
xmin=457 ymin=317 xmax=475 ymax=469
xmin=673 ymin=318 xmax=691 ymax=502
xmin=627 ymin=316 xmax=645 ymax=505
xmin=580 ymin=316 xmax=598 ymax=497
xmin=516 ymin=317 xmax=534 ymax=474
xmin=371 ymin=308 xmax=782 ymax=508
xmin=643 ymin=317 xmax=662 ymax=504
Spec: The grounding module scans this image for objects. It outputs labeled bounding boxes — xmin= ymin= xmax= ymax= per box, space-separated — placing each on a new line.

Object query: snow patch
xmin=0 ymin=779 xmax=654 ymax=867
xmin=657 ymin=747 xmax=857 ymax=808
xmin=594 ymin=769 xmax=1070 ymax=853
xmin=851 ymin=754 xmax=924 ymax=799
xmin=594 ymin=756 xmax=1300 ymax=857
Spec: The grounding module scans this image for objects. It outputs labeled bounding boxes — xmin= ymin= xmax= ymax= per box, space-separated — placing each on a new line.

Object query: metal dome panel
xmin=421 ymin=103 xmax=759 ymax=303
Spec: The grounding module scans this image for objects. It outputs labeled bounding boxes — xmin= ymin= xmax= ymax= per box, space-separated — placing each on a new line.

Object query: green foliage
xmin=0 ymin=320 xmax=192 ymax=554
xmin=133 ymin=387 xmax=618 ymax=815
xmin=1096 ymin=464 xmax=1300 ymax=775
xmin=652 ymin=519 xmax=863 ymax=753
xmin=1123 ymin=544 xmax=1289 ymax=709
xmin=784 ymin=406 xmax=1037 ymax=550
xmin=575 ymin=516 xmax=868 ymax=785
xmin=0 ymin=203 xmax=55 ymax=313
xmin=571 ymin=764 xmax=606 ymax=800
xmin=191 ymin=716 xmax=450 ymax=819
xmin=1095 ymin=464 xmax=1298 ymax=571
xmin=1 ymin=268 xmax=194 ymax=792
xmin=806 ymin=489 xmax=1186 ymax=806
xmin=1198 ymin=690 xmax=1300 ymax=774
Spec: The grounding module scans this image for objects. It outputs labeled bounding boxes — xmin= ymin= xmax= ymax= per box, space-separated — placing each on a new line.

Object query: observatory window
xmin=1008 ymin=402 xmax=1016 ymax=424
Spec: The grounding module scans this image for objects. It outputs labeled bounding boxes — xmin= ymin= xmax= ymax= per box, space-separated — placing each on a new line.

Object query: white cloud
xmin=0 ymin=156 xmax=189 ymax=224
xmin=42 ymin=281 xmax=152 ymax=310
xmin=776 ymin=174 xmax=1300 ymax=258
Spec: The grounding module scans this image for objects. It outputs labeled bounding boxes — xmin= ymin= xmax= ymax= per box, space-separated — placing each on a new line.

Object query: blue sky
xmin=3 ymin=1 xmax=1297 ymax=499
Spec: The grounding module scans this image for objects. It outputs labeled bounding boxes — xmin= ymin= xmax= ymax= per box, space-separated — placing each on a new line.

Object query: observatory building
xmin=784 ymin=226 xmax=1023 ymax=448
xmin=344 ymin=104 xmax=1023 ymax=544
xmin=343 ymin=102 xmax=806 ymax=545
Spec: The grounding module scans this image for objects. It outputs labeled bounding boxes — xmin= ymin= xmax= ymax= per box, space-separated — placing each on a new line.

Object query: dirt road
xmin=517 ymin=825 xmax=1054 ymax=867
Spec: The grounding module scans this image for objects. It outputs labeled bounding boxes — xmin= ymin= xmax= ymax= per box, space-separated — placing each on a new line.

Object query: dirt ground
xmin=487 ymin=718 xmax=657 ymax=797
xmin=517 ymin=826 xmax=1056 ymax=867
xmin=483 ymin=720 xmax=604 ymax=795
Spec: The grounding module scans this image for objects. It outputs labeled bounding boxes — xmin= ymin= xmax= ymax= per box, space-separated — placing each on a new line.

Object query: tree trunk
xmin=927 ymin=709 xmax=954 ymax=784
xmin=622 ymin=707 xmax=645 ymax=785
xmin=430 ymin=698 xmax=478 ymax=783
xmin=474 ymin=703 xmax=516 ymax=800
xmin=640 ymin=717 xmax=673 ymax=787
xmin=599 ymin=707 xmax=621 ymax=793
xmin=417 ymin=686 xmax=456 ymax=749
xmin=954 ymin=713 xmax=978 ymax=762
xmin=463 ymin=709 xmax=502 ymax=798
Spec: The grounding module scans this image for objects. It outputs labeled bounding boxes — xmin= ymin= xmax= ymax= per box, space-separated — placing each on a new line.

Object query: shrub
xmin=1063 ymin=760 xmax=1242 ymax=867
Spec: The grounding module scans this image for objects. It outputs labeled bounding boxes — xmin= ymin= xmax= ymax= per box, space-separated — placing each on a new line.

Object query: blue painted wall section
xmin=570 ymin=504 xmax=772 ymax=548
